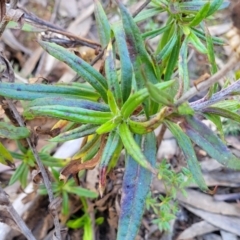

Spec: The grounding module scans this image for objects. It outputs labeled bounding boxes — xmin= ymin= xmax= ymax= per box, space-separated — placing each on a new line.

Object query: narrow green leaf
xmin=156 ymin=28 xmax=178 ymax=62
xmin=179 ymin=36 xmax=190 ymax=93
xmin=147 ymin=82 xmax=173 ymax=105
xmin=0 ymin=82 xmax=99 ymax=101
xmin=121 ymin=81 xmax=175 ymax=119
xmin=66 ymin=186 xmax=98 ymax=198
xmin=189 ymin=2 xmax=211 ymax=27
xmin=38 ymin=41 xmax=108 ymax=102
xmin=50 ymin=124 xmax=98 ymax=142
xmin=75 ymin=134 xmax=100 ymax=158
xmin=204 ymin=23 xmax=218 ymax=74
xmin=134 ymin=8 xmax=163 ymax=23
xmin=116 ymin=0 xmax=159 ymax=85
xmin=99 ymin=131 xmax=121 ymax=194
xmin=39 ymin=152 xmax=66 ymax=167
xmin=116 ymin=0 xmax=160 ymax=116
xmin=178 ymin=0 xmax=229 ymax=13
xmin=117 ymin=133 xmax=156 ymax=240
xmin=192 ymin=28 xmax=226 ymax=45
xmin=94 ymin=0 xmax=111 ymax=47
xmin=26 ymin=97 xmax=109 ymax=112
xmin=19 ymin=165 xmax=29 ymax=188
xmin=107 ymin=90 xmax=119 ymax=114
xmin=112 ymin=22 xmax=133 ymax=102
xmin=189 ymin=31 xmax=207 ymax=54
xmin=9 ymin=163 xmax=27 ymax=185
xmin=184 ymin=116 xmax=240 ymax=169
xmin=118 ymin=122 xmax=156 ymax=173
xmin=164 ymin=31 xmax=181 ymax=81
xmin=105 ymin=40 xmax=122 ymax=107
xmin=0 ymin=122 xmax=30 ymax=140
xmin=203 ymin=107 xmax=240 ymax=123
xmin=24 ymin=105 xmax=112 ymax=124
xmin=212 ymin=100 xmax=240 ymax=111
xmin=207 ymin=0 xmax=224 ymax=17
xmin=96 ymin=118 xmax=119 ymax=134
xmin=164 ymin=120 xmax=208 ymax=190
xmin=99 ymin=131 xmax=121 ymax=169
xmin=142 ymin=24 xmax=171 ymax=40
xmin=156 ymin=19 xmax=174 ymax=53
xmin=62 ymin=191 xmax=70 ymax=215
xmin=67 ymin=214 xmax=87 ymax=229
xmin=0 ymin=142 xmax=15 ymax=168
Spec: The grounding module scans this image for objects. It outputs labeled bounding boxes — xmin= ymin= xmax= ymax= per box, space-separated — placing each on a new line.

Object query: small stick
xmin=0 ymin=187 xmax=36 ymax=240
xmin=175 ymin=56 xmax=239 ymax=106
xmin=157 ymin=124 xmax=167 ymax=146
xmin=5 ymin=100 xmax=62 ymax=240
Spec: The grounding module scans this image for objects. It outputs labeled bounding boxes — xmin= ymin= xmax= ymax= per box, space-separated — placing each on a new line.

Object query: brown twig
xmin=132 ymin=0 xmax=151 ymax=18
xmin=190 ymin=79 xmax=240 ymax=111
xmin=0 ymin=187 xmax=36 ymax=240
xmin=0 ymin=0 xmax=18 ymax=37
xmin=157 ymin=124 xmax=167 ymax=146
xmin=175 ymin=56 xmax=239 ymax=106
xmin=5 ymin=100 xmax=62 ymax=240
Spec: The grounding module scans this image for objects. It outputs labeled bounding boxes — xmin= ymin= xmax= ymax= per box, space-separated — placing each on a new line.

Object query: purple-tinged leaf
xmin=183 ymin=116 xmax=240 ymax=169
xmin=112 ymin=22 xmax=132 ymax=102
xmin=0 ymin=82 xmax=99 ymax=101
xmin=105 ymin=42 xmax=122 ymax=107
xmin=99 ymin=131 xmax=121 ymax=196
xmin=26 ymin=97 xmax=110 ymax=112
xmin=203 ymin=107 xmax=240 ymax=123
xmin=38 ymin=41 xmax=108 ymax=102
xmin=165 ymin=120 xmax=208 ymax=190
xmin=117 ymin=132 xmax=156 ymax=240
xmin=94 ymin=0 xmax=111 ymax=47
xmin=50 ymin=124 xmax=98 ymax=143
xmin=116 ymin=0 xmax=159 ymax=115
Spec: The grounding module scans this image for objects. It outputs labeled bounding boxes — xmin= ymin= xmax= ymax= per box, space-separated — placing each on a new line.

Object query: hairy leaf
xmin=105 ymin=43 xmax=122 ymax=107
xmin=117 ymin=133 xmax=156 ymax=240
xmin=183 ymin=116 xmax=240 ymax=169
xmin=118 ymin=122 xmax=156 ymax=173
xmin=189 ymin=2 xmax=211 ymax=27
xmin=99 ymin=131 xmax=121 ymax=195
xmin=165 ymin=120 xmax=207 ymax=190
xmin=24 ymin=105 xmax=112 ymax=124
xmin=112 ymin=22 xmax=133 ymax=102
xmin=0 ymin=122 xmax=30 ymax=140
xmin=38 ymin=41 xmax=108 ymax=102
xmin=203 ymin=107 xmax=240 ymax=123
xmin=179 ymin=36 xmax=189 ymax=93
xmin=121 ymin=80 xmax=175 ymax=119
xmin=94 ymin=0 xmax=111 ymax=47
xmin=0 ymin=82 xmax=99 ymax=101
xmin=50 ymin=124 xmax=98 ymax=142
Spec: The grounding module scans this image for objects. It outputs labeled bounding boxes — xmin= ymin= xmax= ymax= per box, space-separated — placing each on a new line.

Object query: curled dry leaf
xmin=60 ymin=135 xmax=106 ymax=181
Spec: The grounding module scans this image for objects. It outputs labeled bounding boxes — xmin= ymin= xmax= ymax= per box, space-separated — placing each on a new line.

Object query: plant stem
xmin=175 ymin=56 xmax=239 ymax=106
